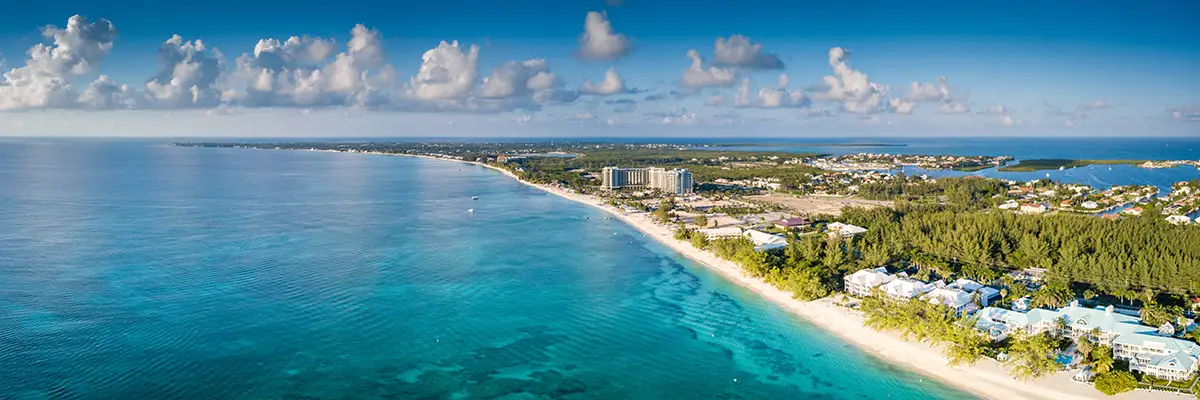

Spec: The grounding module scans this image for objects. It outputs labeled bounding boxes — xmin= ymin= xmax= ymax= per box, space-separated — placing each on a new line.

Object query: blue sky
xmin=0 ymin=0 xmax=1196 ymax=136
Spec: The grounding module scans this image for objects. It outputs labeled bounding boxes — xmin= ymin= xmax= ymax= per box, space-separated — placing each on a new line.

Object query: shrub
xmin=1093 ymin=371 xmax=1137 ymax=396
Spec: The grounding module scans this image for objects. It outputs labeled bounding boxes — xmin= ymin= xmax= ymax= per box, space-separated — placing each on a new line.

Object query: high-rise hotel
xmin=601 ymin=167 xmax=694 ymax=194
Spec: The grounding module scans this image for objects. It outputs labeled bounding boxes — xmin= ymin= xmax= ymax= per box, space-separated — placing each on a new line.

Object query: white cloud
xmin=409 ymin=40 xmax=479 ymax=101
xmin=143 ymin=35 xmax=224 ymax=108
xmin=905 ymin=76 xmax=951 ymax=102
xmin=577 ymin=11 xmax=631 ymax=61
xmin=977 ymin=104 xmax=1011 ymax=115
xmin=480 ymin=59 xmax=552 ymax=98
xmin=0 ymin=15 xmax=118 ymax=110
xmin=1081 ymin=99 xmax=1111 ymax=110
xmin=581 ymin=67 xmax=625 ymax=95
xmin=78 ymin=75 xmax=139 ymax=109
xmin=680 ymin=49 xmax=736 ymax=88
xmin=889 ymin=98 xmax=916 ymax=114
xmin=712 ymin=35 xmax=784 ymax=70
xmin=1172 ymin=104 xmax=1199 ymax=122
xmin=811 ymin=47 xmax=890 ymax=114
xmin=733 ymin=75 xmax=809 ymax=109
xmin=225 ymin=24 xmax=394 ymax=108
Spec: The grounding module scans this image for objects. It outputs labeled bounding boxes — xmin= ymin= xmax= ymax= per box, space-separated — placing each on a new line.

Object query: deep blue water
xmin=0 ymin=140 xmax=974 ymax=399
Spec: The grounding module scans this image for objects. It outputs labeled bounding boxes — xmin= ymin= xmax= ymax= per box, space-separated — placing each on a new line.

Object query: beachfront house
xmin=844 ymin=267 xmax=896 ymax=298
xmin=743 ymin=229 xmax=788 ymax=252
xmin=826 ymin=222 xmax=868 ymax=238
xmin=1082 ymin=201 xmax=1100 ymax=209
xmin=881 ymin=278 xmax=934 ymax=300
xmin=923 ymin=287 xmax=977 ymax=315
xmin=973 ymin=302 xmax=1200 ymax=381
xmin=998 ymin=200 xmax=1019 ymax=210
xmin=947 ymin=278 xmax=1001 ymax=307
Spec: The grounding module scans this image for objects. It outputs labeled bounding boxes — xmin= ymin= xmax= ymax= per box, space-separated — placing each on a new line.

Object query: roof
xmin=846 ymin=267 xmax=895 ymax=287
xmin=827 ymin=222 xmax=867 ymax=236
xmin=775 ymin=218 xmax=809 ymax=227
xmin=743 ymin=229 xmax=788 ymax=251
xmin=924 ymin=287 xmax=973 ymax=309
xmin=882 ymin=278 xmax=933 ymax=298
xmin=1058 ymin=304 xmax=1151 ymax=337
xmin=1114 ymin=332 xmax=1200 ymax=372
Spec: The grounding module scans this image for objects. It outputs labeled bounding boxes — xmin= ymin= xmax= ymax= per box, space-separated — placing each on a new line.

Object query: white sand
xmin=351 ymin=150 xmax=1169 ymax=400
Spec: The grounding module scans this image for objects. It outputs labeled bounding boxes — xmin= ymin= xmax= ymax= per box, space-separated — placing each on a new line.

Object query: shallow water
xmin=0 ymin=140 xmax=974 ymax=399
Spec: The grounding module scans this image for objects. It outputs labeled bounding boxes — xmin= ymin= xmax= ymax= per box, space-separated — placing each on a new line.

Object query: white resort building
xmin=844 ymin=267 xmax=896 ymax=297
xmin=881 ymin=278 xmax=935 ymax=300
xmin=601 ymin=167 xmax=694 ymax=195
xmin=974 ymin=302 xmax=1200 ymax=381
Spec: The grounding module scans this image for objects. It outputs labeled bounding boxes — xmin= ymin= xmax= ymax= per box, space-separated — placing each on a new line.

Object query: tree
xmin=690 ymin=232 xmax=709 ymax=249
xmin=1093 ymin=371 xmax=1136 ymax=396
xmin=1032 ymin=283 xmax=1073 ymax=309
xmin=1089 ymin=345 xmax=1114 ymax=375
xmin=1075 ymin=336 xmax=1094 ymax=363
xmin=693 ymin=214 xmax=708 ymax=228
xmin=1083 ymin=289 xmax=1097 ymax=300
xmin=1005 ymin=332 xmax=1059 ymax=380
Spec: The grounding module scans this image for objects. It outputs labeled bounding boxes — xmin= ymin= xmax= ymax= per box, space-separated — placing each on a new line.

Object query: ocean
xmin=0 ymin=139 xmax=974 ymax=399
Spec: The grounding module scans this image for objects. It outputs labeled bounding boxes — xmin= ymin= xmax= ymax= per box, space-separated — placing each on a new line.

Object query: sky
xmin=0 ymin=0 xmax=1197 ymax=137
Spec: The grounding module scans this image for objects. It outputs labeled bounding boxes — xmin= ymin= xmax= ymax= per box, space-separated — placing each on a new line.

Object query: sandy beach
xmin=353 ymin=150 xmax=1169 ymax=400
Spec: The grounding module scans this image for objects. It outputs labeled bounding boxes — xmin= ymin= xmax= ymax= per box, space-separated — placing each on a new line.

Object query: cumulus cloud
xmin=78 ymin=75 xmax=138 ymax=109
xmin=581 ymin=67 xmax=626 ymax=95
xmin=409 ymin=40 xmax=479 ymax=101
xmin=712 ymin=35 xmax=784 ymax=70
xmin=224 ymin=25 xmax=394 ymax=108
xmin=905 ymin=76 xmax=952 ymax=102
xmin=144 ymin=35 xmax=224 ymax=108
xmin=0 ymin=15 xmax=118 ymax=110
xmin=732 ymin=75 xmax=810 ymax=109
xmin=680 ymin=49 xmax=736 ymax=88
xmin=889 ymin=98 xmax=916 ymax=114
xmin=480 ymin=59 xmax=554 ymax=98
xmin=810 ymin=47 xmax=890 ymax=114
xmin=577 ymin=11 xmax=631 ymax=61
xmin=977 ymin=104 xmax=1011 ymax=115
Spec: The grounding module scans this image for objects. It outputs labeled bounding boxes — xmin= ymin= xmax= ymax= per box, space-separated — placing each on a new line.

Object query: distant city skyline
xmin=0 ymin=0 xmax=1197 ymax=136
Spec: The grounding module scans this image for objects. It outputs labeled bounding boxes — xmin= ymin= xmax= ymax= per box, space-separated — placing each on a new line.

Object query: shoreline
xmin=308 ymin=149 xmax=1164 ymax=400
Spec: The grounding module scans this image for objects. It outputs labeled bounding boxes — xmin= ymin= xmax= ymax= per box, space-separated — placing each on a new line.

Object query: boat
xmin=467 ymin=208 xmax=475 ymax=213
xmin=1059 ymin=166 xmax=1065 ymax=171
xmin=471 ymin=196 xmax=478 ymax=200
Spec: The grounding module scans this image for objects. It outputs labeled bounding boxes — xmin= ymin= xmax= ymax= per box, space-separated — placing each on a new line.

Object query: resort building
xmin=923 ymin=287 xmax=977 ymax=315
xmin=826 ymin=222 xmax=868 ymax=238
xmin=881 ymin=278 xmax=935 ymax=300
xmin=1166 ymin=215 xmax=1192 ymax=225
xmin=742 ymin=229 xmax=788 ymax=252
xmin=973 ymin=302 xmax=1200 ymax=381
xmin=844 ymin=267 xmax=896 ymax=297
xmin=601 ymin=167 xmax=694 ymax=195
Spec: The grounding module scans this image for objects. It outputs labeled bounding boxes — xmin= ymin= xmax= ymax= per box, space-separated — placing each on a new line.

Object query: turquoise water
xmin=0 ymin=140 xmax=974 ymax=399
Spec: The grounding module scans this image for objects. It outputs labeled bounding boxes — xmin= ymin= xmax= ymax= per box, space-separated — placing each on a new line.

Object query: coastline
xmin=332 ymin=150 xmax=1163 ymax=400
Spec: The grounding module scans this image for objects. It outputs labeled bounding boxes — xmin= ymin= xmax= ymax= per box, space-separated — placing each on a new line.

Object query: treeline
xmin=839 ymin=204 xmax=1200 ymax=298
xmin=856 ymin=175 xmax=1011 ymax=208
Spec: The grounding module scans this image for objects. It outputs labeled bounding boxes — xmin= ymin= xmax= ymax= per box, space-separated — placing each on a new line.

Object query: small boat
xmin=467 ymin=208 xmax=475 ymax=213
xmin=1058 ymin=166 xmax=1065 ymax=171
xmin=471 ymin=196 xmax=479 ymax=200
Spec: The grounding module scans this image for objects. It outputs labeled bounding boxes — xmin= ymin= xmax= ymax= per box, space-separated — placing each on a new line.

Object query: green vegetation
xmin=688 ymin=164 xmax=824 ymax=191
xmin=840 ymin=204 xmax=1200 ymax=297
xmin=1089 ymin=345 xmax=1114 ymax=375
xmin=1005 ymin=332 xmax=1060 ymax=380
xmin=858 ymin=296 xmax=988 ymax=367
xmin=856 ymin=175 xmax=1009 ymax=208
xmin=998 ymin=159 xmax=1145 ymax=172
xmin=692 ymin=214 xmax=708 ymax=227
xmin=1094 ymin=371 xmax=1137 ymax=396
